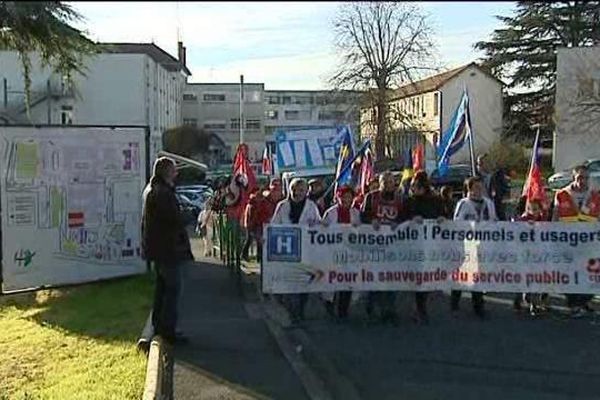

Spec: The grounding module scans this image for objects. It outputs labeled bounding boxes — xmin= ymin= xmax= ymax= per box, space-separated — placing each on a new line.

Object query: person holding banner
xmin=552 ymin=165 xmax=600 ymax=317
xmin=271 ymin=178 xmax=321 ymax=324
xmin=360 ymin=171 xmax=406 ymax=325
xmin=451 ymin=176 xmax=497 ymax=319
xmin=321 ymin=185 xmax=361 ymax=320
xmin=405 ymin=171 xmax=446 ymax=324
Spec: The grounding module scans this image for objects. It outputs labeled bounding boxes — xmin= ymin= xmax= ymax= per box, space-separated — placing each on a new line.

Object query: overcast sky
xmin=70 ymin=1 xmax=515 ymax=90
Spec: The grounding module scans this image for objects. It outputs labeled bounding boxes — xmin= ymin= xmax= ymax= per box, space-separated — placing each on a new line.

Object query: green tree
xmin=163 ymin=125 xmax=211 ymax=159
xmin=475 ymin=2 xmax=600 ymax=141
xmin=0 ymin=2 xmax=96 ymax=109
xmin=330 ymin=2 xmax=437 ymax=159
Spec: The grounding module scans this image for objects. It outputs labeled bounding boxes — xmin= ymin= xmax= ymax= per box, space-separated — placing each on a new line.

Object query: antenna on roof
xmin=176 ymin=1 xmax=182 ymax=42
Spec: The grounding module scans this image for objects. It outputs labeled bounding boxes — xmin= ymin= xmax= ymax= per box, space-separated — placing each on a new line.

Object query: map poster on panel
xmin=0 ymin=126 xmax=147 ymax=292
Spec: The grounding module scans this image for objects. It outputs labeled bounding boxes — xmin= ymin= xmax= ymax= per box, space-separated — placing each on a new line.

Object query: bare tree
xmin=330 ymin=1 xmax=437 ymax=159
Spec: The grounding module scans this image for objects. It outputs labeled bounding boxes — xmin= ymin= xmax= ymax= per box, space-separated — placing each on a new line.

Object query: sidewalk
xmin=172 ymin=259 xmax=309 ymax=400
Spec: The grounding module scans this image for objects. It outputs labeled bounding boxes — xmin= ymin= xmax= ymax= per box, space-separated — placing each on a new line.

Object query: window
xmin=282 ymin=96 xmax=292 ymax=105
xmin=204 ymin=122 xmax=226 ymax=130
xmin=246 ymin=119 xmax=261 ymax=130
xmin=433 ymin=92 xmax=439 ymax=116
xmin=421 ymin=95 xmax=425 ymax=117
xmin=285 ymin=110 xmax=299 ymax=120
xmin=318 ymin=111 xmax=345 ymax=120
xmin=315 ymin=96 xmax=329 ymax=105
xmin=60 ymin=105 xmax=73 ymax=125
xmin=292 ymin=96 xmax=312 ymax=105
xmin=265 ymin=110 xmax=278 ymax=120
xmin=230 ymin=118 xmax=240 ymax=129
xmin=267 ymin=95 xmax=280 ymax=104
xmin=183 ymin=118 xmax=198 ymax=127
xmin=183 ymin=93 xmax=197 ymax=101
xmin=203 ymin=93 xmax=226 ymax=102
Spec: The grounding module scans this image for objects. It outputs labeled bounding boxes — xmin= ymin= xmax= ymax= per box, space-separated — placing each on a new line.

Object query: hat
xmin=308 ymin=178 xmax=321 ymax=186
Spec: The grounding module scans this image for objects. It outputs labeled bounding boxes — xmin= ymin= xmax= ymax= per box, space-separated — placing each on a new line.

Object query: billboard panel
xmin=0 ymin=126 xmax=146 ymax=292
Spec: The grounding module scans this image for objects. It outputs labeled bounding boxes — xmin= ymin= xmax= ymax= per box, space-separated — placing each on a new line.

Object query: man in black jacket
xmin=142 ymin=157 xmax=193 ymax=345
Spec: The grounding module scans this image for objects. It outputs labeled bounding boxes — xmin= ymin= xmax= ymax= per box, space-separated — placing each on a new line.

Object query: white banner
xmin=262 ymin=222 xmax=600 ymax=294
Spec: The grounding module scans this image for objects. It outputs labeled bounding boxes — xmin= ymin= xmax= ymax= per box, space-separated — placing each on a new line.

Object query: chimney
xmin=182 ymin=46 xmax=187 ymax=68
xmin=177 ymin=41 xmax=184 ymax=64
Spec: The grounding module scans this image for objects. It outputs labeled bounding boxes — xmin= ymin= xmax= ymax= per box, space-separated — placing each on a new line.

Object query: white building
xmin=554 ymin=46 xmax=600 ymax=172
xmin=264 ymin=90 xmax=362 ymax=139
xmin=361 ymin=63 xmax=503 ymax=166
xmin=182 ymin=82 xmax=265 ymax=162
xmin=0 ymin=42 xmax=190 ymax=163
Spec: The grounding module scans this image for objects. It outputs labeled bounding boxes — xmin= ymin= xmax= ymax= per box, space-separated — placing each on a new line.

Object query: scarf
xmin=337 ymin=206 xmax=351 ymax=224
xmin=289 ymin=198 xmax=306 ymax=224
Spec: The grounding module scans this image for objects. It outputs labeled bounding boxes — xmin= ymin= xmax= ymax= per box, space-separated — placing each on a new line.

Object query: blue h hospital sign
xmin=267 ymin=227 xmax=301 ymax=262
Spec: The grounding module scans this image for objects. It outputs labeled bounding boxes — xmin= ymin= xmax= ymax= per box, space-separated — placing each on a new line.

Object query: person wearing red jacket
xmin=244 ymin=178 xmax=283 ymax=262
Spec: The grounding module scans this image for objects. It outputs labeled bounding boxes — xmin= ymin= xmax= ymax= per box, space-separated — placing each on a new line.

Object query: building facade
xmin=0 ymin=42 xmax=190 ymax=163
xmin=554 ymin=46 xmax=600 ymax=172
xmin=182 ymin=82 xmax=265 ymax=162
xmin=264 ymin=90 xmax=362 ymax=140
xmin=360 ymin=63 xmax=503 ymax=167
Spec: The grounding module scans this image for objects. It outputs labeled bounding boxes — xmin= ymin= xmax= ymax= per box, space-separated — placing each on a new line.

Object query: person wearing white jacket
xmin=451 ymin=176 xmax=497 ymax=319
xmin=321 ymin=185 xmax=361 ymax=320
xmin=271 ymin=178 xmax=321 ymax=324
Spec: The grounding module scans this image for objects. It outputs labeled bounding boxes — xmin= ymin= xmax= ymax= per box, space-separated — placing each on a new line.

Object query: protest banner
xmin=262 ymin=221 xmax=600 ymax=294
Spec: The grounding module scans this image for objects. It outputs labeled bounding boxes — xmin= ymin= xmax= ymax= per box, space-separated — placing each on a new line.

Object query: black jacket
xmin=404 ymin=192 xmax=444 ymax=220
xmin=141 ymin=176 xmax=193 ymax=263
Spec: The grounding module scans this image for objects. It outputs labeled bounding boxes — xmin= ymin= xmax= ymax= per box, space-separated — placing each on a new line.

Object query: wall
xmin=554 ymin=46 xmax=600 ymax=172
xmin=440 ymin=65 xmax=503 ymax=165
xmin=183 ymin=83 xmax=265 ymax=160
xmin=264 ymin=90 xmax=360 ymax=140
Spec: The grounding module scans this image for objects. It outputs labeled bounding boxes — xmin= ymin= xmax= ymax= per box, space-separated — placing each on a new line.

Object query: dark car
xmin=429 ymin=164 xmax=474 ymax=199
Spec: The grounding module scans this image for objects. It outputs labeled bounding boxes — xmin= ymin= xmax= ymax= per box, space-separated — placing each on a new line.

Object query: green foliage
xmin=485 ymin=139 xmax=530 ymax=176
xmin=0 ymin=2 xmax=97 ymax=114
xmin=475 ymin=2 xmax=600 ymax=140
xmin=163 ymin=125 xmax=211 ymax=158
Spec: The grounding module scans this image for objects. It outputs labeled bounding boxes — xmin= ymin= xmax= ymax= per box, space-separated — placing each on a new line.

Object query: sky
xmin=70 ymin=1 xmax=516 ymax=90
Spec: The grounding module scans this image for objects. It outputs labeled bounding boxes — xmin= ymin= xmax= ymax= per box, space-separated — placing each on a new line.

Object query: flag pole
xmin=522 ymin=124 xmax=541 ymax=196
xmin=240 ymin=74 xmax=244 ymax=145
xmin=465 ymin=86 xmax=476 ymax=176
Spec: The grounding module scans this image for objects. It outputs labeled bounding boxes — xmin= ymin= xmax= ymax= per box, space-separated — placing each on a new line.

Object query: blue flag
xmin=437 ymin=90 xmax=472 ymax=176
xmin=334 ymin=126 xmax=355 ymax=191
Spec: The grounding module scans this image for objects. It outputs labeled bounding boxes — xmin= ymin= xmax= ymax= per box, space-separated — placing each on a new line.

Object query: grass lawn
xmin=0 ymin=274 xmax=154 ymax=400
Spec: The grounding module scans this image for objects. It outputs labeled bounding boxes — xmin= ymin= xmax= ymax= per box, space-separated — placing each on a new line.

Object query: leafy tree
xmin=330 ymin=1 xmax=437 ymax=159
xmin=475 ymin=1 xmax=600 ymax=141
xmin=0 ymin=2 xmax=96 ymax=109
xmin=163 ymin=125 xmax=211 ymax=158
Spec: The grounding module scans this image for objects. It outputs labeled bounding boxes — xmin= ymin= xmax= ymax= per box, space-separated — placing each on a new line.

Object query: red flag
xmin=261 ymin=146 xmax=273 ymax=176
xmin=522 ymin=131 xmax=549 ymax=211
xmin=412 ymin=142 xmax=425 ymax=171
xmin=226 ymin=144 xmax=257 ymax=220
xmin=359 ymin=145 xmax=374 ymax=195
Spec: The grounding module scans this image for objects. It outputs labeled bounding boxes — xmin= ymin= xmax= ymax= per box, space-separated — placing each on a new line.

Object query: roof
xmin=99 ymin=42 xmax=191 ymax=75
xmin=389 ymin=63 xmax=502 ymax=101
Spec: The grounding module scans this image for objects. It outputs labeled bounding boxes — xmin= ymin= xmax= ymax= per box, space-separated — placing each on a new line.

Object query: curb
xmin=142 ymin=335 xmax=173 ymax=400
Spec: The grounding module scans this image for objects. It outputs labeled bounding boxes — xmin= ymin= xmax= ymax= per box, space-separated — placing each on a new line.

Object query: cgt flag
xmin=437 ymin=90 xmax=473 ymax=176
xmin=522 ymin=128 xmax=549 ymax=212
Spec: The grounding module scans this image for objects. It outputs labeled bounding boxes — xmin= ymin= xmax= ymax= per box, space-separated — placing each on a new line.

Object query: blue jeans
xmin=152 ymin=261 xmax=181 ymax=339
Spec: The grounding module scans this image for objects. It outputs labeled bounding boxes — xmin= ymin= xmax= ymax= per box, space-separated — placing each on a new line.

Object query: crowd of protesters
xmin=198 ymin=159 xmax=600 ymax=326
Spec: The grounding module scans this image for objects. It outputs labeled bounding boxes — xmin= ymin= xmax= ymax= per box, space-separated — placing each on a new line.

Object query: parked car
xmin=429 ymin=164 xmax=473 ymax=199
xmin=175 ymin=193 xmax=200 ymax=224
xmin=547 ymin=159 xmax=600 ymax=190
